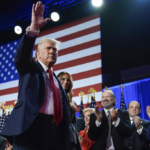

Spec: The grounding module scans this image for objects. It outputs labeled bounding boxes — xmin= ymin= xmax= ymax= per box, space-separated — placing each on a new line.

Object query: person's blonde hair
xmin=35 ymin=38 xmax=61 ymax=60
xmin=57 ymin=72 xmax=73 ymax=101
xmin=83 ymin=108 xmax=95 ymax=115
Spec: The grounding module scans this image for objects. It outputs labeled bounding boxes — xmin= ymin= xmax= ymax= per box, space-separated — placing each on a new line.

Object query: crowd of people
xmin=0 ymin=1 xmax=150 ymax=150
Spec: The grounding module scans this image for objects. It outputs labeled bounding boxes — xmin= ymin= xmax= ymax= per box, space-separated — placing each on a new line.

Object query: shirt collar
xmin=38 ymin=60 xmax=49 ymax=72
xmin=130 ymin=117 xmax=134 ymax=121
xmin=104 ymin=107 xmax=114 ymax=114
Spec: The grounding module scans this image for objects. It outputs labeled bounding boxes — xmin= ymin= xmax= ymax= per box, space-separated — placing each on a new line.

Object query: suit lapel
xmin=36 ymin=61 xmax=46 ymax=88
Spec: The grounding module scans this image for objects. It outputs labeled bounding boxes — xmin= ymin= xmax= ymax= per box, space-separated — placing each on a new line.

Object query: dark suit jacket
xmin=76 ymin=116 xmax=85 ymax=133
xmin=88 ymin=109 xmax=132 ymax=150
xmin=1 ymin=34 xmax=73 ymax=150
xmin=0 ymin=136 xmax=6 ymax=150
xmin=127 ymin=118 xmax=150 ymax=150
xmin=148 ymin=126 xmax=150 ymax=141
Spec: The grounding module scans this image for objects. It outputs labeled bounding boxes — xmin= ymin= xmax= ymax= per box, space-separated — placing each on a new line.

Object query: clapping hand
xmin=111 ymin=108 xmax=118 ymax=121
xmin=95 ymin=105 xmax=103 ymax=122
xmin=134 ymin=116 xmax=142 ymax=130
xmin=30 ymin=1 xmax=50 ymax=31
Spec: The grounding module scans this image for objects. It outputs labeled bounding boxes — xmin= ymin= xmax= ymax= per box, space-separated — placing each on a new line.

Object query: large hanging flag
xmin=0 ymin=13 xmax=102 ymax=107
xmin=119 ymin=85 xmax=127 ymax=110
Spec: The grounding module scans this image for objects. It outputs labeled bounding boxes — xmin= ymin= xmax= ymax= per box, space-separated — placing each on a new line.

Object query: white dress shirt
xmin=130 ymin=117 xmax=143 ymax=134
xmin=38 ymin=60 xmax=63 ymax=115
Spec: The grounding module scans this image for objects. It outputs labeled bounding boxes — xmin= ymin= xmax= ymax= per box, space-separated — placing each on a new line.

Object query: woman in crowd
xmin=79 ymin=108 xmax=95 ymax=150
xmin=146 ymin=106 xmax=150 ymax=140
xmin=57 ymin=72 xmax=81 ymax=150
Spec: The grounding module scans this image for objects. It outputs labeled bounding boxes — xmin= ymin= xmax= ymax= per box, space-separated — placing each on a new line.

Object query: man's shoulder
xmin=118 ymin=108 xmax=128 ymax=114
xmin=141 ymin=118 xmax=150 ymax=124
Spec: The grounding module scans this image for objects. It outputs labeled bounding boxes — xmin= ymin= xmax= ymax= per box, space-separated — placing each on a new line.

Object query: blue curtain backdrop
xmin=102 ymin=78 xmax=150 ymax=120
xmin=76 ymin=78 xmax=150 ymax=120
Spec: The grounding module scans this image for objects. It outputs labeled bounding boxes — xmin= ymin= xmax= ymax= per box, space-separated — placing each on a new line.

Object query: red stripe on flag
xmin=2 ymin=100 xmax=17 ymax=108
xmin=0 ymin=87 xmax=18 ymax=96
xmin=53 ymin=53 xmax=101 ymax=71
xmin=38 ymin=13 xmax=100 ymax=38
xmin=33 ymin=39 xmax=101 ymax=60
xmin=72 ymin=83 xmax=102 ymax=97
xmin=57 ymin=25 xmax=100 ymax=42
xmin=71 ymin=68 xmax=102 ymax=81
xmin=58 ymin=39 xmax=101 ymax=56
xmin=33 ymin=26 xmax=100 ymax=51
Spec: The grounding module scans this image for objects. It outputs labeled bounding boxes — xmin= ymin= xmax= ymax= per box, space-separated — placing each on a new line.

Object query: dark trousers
xmin=13 ymin=113 xmax=65 ymax=150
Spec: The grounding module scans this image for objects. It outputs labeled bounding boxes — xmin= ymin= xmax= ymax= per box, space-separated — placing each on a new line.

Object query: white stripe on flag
xmin=54 ymin=60 xmax=102 ymax=75
xmin=0 ymin=80 xmax=18 ymax=90
xmin=35 ymin=18 xmax=101 ymax=44
xmin=73 ymin=75 xmax=102 ymax=89
xmin=0 ymin=93 xmax=18 ymax=102
xmin=59 ymin=31 xmax=101 ymax=50
xmin=56 ymin=45 xmax=101 ymax=64
xmin=33 ymin=31 xmax=101 ymax=57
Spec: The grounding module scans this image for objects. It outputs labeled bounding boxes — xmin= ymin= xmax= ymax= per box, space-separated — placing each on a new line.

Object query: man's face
xmin=101 ymin=91 xmax=116 ymax=109
xmin=128 ymin=101 xmax=141 ymax=118
xmin=37 ymin=41 xmax=57 ymax=68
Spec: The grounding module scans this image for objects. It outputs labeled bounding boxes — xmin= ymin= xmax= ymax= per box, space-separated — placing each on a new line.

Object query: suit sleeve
xmin=147 ymin=126 xmax=150 ymax=141
xmin=88 ymin=113 xmax=101 ymax=141
xmin=140 ymin=121 xmax=150 ymax=143
xmin=14 ymin=34 xmax=37 ymax=74
xmin=116 ymin=110 xmax=132 ymax=136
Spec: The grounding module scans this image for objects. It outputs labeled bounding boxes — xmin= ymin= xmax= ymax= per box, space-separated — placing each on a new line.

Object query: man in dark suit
xmin=0 ymin=136 xmax=6 ymax=150
xmin=1 ymin=1 xmax=75 ymax=150
xmin=88 ymin=90 xmax=132 ymax=150
xmin=127 ymin=101 xmax=150 ymax=150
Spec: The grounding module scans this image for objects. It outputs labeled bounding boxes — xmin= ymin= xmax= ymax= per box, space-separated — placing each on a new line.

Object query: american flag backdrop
xmin=0 ymin=13 xmax=102 ymax=112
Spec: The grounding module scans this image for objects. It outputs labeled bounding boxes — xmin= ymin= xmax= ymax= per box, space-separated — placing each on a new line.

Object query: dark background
xmin=1 ymin=0 xmax=150 ymax=87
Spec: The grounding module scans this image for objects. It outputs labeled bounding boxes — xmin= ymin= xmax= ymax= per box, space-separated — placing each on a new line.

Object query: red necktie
xmin=48 ymin=69 xmax=63 ymax=125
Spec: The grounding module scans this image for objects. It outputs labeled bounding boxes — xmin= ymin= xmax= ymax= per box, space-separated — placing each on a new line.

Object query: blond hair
xmin=83 ymin=108 xmax=95 ymax=115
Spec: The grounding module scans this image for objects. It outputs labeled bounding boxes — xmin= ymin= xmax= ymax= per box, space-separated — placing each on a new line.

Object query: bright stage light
xmin=14 ymin=26 xmax=22 ymax=34
xmin=51 ymin=12 xmax=60 ymax=22
xmin=92 ymin=0 xmax=103 ymax=7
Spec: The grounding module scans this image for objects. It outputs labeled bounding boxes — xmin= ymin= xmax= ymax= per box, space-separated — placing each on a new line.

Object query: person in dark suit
xmin=73 ymin=101 xmax=85 ymax=133
xmin=76 ymin=116 xmax=85 ymax=133
xmin=88 ymin=90 xmax=132 ymax=150
xmin=1 ymin=1 xmax=72 ymax=150
xmin=57 ymin=71 xmax=81 ymax=150
xmin=127 ymin=101 xmax=150 ymax=150
xmin=0 ymin=136 xmax=6 ymax=150
xmin=146 ymin=106 xmax=150 ymax=141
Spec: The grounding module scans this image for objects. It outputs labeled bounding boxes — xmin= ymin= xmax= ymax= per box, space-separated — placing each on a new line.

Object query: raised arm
xmin=30 ymin=1 xmax=50 ymax=31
